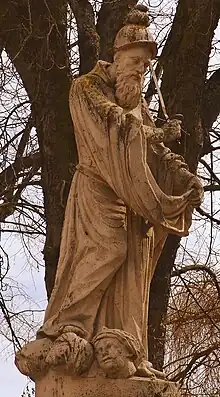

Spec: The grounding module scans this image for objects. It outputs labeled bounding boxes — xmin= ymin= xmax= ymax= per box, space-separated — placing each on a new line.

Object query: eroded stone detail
xmin=15 ymin=338 xmax=52 ymax=380
xmin=46 ymin=332 xmax=94 ymax=375
xmin=15 ymin=333 xmax=93 ymax=380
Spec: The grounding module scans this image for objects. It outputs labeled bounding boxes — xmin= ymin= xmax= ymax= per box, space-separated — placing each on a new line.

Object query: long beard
xmin=115 ymin=74 xmax=142 ymax=110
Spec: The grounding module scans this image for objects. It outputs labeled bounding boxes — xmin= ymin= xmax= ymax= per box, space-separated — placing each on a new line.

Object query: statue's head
xmin=112 ymin=5 xmax=157 ymax=110
xmin=92 ymin=327 xmax=145 ymax=379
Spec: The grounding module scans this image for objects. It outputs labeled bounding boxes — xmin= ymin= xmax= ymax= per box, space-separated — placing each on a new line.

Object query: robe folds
xmin=38 ymin=61 xmax=195 ymax=352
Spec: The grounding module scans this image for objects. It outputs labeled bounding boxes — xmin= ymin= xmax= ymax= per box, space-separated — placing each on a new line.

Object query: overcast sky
xmin=1 ymin=233 xmax=46 ymax=397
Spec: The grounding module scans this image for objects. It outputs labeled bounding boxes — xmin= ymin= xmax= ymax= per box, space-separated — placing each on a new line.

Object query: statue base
xmin=35 ymin=370 xmax=181 ymax=397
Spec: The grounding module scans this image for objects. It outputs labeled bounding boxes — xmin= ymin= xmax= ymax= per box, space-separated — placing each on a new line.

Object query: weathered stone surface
xmin=36 ymin=371 xmax=180 ymax=397
xmin=15 ymin=3 xmax=204 ymax=387
xmin=15 ymin=338 xmax=52 ymax=379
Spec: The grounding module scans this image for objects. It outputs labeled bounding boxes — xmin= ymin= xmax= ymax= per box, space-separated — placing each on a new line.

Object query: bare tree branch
xmin=204 ymin=184 xmax=220 ymax=192
xmin=172 ymin=264 xmax=220 ymax=298
xmin=0 ymin=153 xmax=41 ymax=193
xmin=171 ymin=343 xmax=220 ymax=383
xmin=196 ymin=206 xmax=220 ymax=227
xmin=200 ymin=158 xmax=220 ymax=185
xmin=0 ymin=152 xmax=41 ymax=221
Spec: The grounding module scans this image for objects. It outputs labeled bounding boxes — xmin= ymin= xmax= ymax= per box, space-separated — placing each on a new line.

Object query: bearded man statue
xmin=15 ymin=4 xmax=203 ymax=380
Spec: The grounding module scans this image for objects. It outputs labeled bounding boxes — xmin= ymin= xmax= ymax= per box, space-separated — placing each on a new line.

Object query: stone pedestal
xmin=36 ymin=370 xmax=181 ymax=397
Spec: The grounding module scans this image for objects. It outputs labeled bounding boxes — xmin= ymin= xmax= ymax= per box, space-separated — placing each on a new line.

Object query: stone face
xmin=92 ymin=328 xmax=143 ymax=379
xmin=36 ymin=371 xmax=181 ymax=397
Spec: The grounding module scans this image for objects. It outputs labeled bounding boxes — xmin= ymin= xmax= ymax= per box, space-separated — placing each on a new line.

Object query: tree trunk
xmin=148 ymin=0 xmax=220 ymax=367
xmin=0 ymin=0 xmax=77 ymax=297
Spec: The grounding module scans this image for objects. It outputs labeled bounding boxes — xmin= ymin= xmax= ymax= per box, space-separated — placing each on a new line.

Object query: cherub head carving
xmin=92 ymin=327 xmax=145 ymax=379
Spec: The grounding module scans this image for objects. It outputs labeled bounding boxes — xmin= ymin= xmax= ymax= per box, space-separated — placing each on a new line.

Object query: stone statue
xmin=15 ymin=4 xmax=203 ymax=386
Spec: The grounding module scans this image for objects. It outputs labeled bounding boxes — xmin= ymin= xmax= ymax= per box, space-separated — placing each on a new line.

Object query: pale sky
xmin=1 ymin=234 xmax=46 ymax=396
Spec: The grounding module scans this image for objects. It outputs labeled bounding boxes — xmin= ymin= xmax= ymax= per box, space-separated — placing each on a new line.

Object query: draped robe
xmin=38 ymin=61 xmax=194 ymax=354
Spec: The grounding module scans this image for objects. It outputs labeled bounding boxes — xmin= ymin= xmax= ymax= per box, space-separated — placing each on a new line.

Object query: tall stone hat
xmin=114 ymin=4 xmax=157 ymax=59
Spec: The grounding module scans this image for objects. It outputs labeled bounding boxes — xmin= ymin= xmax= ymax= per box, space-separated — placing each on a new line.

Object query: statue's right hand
xmin=162 ymin=119 xmax=181 ymax=143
